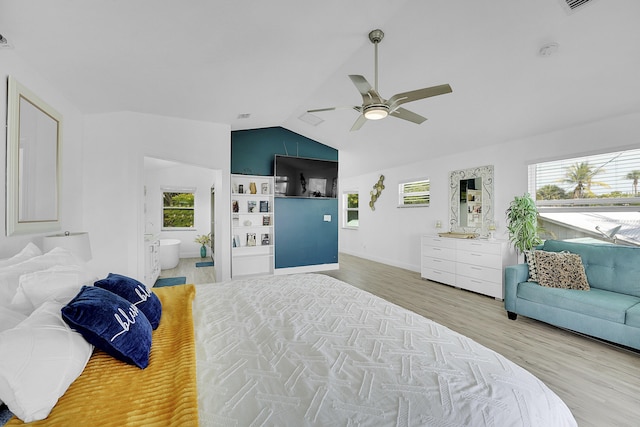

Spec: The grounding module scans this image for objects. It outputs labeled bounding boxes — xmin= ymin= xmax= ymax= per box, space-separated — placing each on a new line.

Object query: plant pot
xmin=200 ymin=245 xmax=207 ymax=258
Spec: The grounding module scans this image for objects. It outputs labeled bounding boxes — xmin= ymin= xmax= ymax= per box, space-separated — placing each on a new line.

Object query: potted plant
xmin=505 ymin=193 xmax=542 ymax=259
xmin=195 ymin=233 xmax=211 ymax=258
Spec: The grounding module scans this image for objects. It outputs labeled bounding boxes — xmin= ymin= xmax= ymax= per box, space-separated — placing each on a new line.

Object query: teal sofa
xmin=504 ymin=240 xmax=640 ymax=350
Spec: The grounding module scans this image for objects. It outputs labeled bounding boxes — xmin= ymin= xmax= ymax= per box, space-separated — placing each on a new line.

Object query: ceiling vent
xmin=559 ymin=0 xmax=598 ymax=14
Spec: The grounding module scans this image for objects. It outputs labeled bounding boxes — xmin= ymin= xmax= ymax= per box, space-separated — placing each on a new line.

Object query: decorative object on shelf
xmin=300 ymin=173 xmax=307 ymax=194
xmin=369 ymin=175 xmax=385 ymax=210
xmin=243 ymin=220 xmax=252 ymax=226
xmin=262 ymin=215 xmax=271 ymax=226
xmin=259 ymin=201 xmax=269 ymax=212
xmin=232 ymin=200 xmax=239 ymax=213
xmin=247 ymin=201 xmax=257 ymax=213
xmin=261 ymin=183 xmax=269 ymax=194
xmin=261 ymin=233 xmax=271 ymax=245
xmin=437 ymin=232 xmax=479 ymax=239
xmin=246 ymin=233 xmax=257 ymax=246
xmin=238 ymin=184 xmax=244 ymax=194
xmin=505 ymin=193 xmax=542 ymax=258
xmin=194 ymin=233 xmax=211 ymax=258
xmin=232 ymin=235 xmax=240 ymax=247
xmin=249 ymin=182 xmax=257 ymax=194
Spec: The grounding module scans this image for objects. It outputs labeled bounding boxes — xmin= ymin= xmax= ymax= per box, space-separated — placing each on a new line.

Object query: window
xmin=162 ymin=191 xmax=195 ymax=229
xmin=344 ymin=192 xmax=359 ymax=228
xmin=529 ymin=148 xmax=640 ymax=245
xmin=398 ymin=179 xmax=430 ymax=207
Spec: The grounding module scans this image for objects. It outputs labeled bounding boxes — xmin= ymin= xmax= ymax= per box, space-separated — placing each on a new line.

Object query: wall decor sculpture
xmin=369 ymin=175 xmax=385 ymax=210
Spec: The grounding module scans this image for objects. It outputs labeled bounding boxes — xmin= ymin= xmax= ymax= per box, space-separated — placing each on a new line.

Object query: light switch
xmin=323 ymin=215 xmax=331 ymax=222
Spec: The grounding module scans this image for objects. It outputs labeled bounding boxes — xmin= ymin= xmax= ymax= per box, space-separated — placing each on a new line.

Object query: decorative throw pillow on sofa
xmin=94 ymin=273 xmax=162 ymax=329
xmin=62 ymin=286 xmax=152 ymax=369
xmin=524 ymin=250 xmax=538 ymax=282
xmin=534 ymin=250 xmax=590 ymax=291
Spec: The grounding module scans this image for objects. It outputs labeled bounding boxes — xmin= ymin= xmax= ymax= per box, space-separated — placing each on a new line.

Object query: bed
xmin=0 ymin=245 xmax=577 ymax=426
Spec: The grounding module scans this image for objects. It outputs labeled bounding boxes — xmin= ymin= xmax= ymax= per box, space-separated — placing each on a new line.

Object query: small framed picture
xmin=262 ymin=215 xmax=271 ymax=226
xmin=261 ymin=182 xmax=269 ymax=194
xmin=246 ymin=233 xmax=256 ymax=246
xmin=232 ymin=200 xmax=239 ymax=213
xmin=247 ymin=201 xmax=257 ymax=213
xmin=261 ymin=233 xmax=270 ymax=245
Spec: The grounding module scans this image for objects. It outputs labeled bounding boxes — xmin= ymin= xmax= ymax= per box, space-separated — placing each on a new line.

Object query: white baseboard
xmin=274 ymin=263 xmax=339 ymax=275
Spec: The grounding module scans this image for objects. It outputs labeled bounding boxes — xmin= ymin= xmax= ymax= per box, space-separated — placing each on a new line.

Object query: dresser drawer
xmin=457 ymin=250 xmax=501 ymax=268
xmin=457 ymin=262 xmax=502 ymax=283
xmin=422 ymin=245 xmax=456 ymax=262
xmin=456 ymin=275 xmax=503 ymax=299
xmin=456 ymin=239 xmax=502 ymax=255
xmin=422 ymin=256 xmax=456 ymax=274
xmin=422 ymin=236 xmax=457 ymax=249
xmin=422 ymin=268 xmax=456 ymax=286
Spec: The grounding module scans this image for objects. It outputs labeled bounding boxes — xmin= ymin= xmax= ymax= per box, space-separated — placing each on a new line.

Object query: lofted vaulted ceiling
xmin=1 ymin=0 xmax=639 ymax=177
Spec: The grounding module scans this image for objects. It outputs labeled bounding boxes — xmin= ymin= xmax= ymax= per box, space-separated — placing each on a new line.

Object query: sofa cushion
xmin=625 ymin=304 xmax=640 ymax=328
xmin=534 ymin=250 xmax=590 ymax=290
xmin=542 ymin=240 xmax=640 ymax=297
xmin=517 ymin=281 xmax=640 ymax=324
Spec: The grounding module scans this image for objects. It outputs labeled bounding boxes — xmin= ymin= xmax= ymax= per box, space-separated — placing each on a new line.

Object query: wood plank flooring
xmin=322 ymin=253 xmax=640 ymax=427
xmin=158 ymin=257 xmax=216 ymax=285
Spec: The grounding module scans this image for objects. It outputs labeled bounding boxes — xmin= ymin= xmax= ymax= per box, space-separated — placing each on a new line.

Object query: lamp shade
xmin=42 ymin=231 xmax=92 ymax=262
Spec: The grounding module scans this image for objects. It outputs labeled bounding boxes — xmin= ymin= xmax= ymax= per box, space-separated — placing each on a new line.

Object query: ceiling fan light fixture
xmin=363 ymin=104 xmax=389 ymax=120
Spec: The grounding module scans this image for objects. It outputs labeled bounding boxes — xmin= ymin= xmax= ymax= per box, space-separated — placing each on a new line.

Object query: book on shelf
xmin=259 ymin=200 xmax=269 ymax=212
xmin=232 ymin=235 xmax=241 ymax=247
xmin=262 ymin=215 xmax=271 ymax=226
xmin=246 ymin=233 xmax=257 ymax=247
xmin=261 ymin=233 xmax=270 ymax=245
xmin=247 ymin=200 xmax=257 ymax=213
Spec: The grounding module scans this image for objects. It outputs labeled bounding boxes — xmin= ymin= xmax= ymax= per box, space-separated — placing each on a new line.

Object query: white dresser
xmin=421 ymin=235 xmax=514 ymax=299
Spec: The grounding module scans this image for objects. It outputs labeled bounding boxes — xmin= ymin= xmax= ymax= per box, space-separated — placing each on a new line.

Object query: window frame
xmin=397 ymin=178 xmax=430 ymax=208
xmin=161 ymin=189 xmax=196 ymax=230
xmin=343 ymin=191 xmax=359 ymax=229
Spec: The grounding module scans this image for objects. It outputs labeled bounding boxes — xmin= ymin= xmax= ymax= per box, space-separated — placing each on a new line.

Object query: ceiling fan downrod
xmin=369 ymin=29 xmax=384 ymax=93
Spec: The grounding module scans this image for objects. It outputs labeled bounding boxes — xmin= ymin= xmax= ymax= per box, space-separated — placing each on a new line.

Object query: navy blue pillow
xmin=61 ymin=286 xmax=152 ymax=369
xmin=94 ymin=273 xmax=162 ymax=329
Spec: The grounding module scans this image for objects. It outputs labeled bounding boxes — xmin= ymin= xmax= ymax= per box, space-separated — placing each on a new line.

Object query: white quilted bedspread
xmin=193 ymin=274 xmax=576 ymax=427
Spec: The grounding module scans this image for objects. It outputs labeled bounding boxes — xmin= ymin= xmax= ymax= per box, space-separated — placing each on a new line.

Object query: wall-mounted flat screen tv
xmin=274 ymin=155 xmax=338 ymax=198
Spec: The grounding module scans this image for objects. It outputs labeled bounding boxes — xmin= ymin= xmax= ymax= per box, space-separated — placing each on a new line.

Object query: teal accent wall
xmin=231 ymin=127 xmax=339 ymax=269
xmin=231 ymin=127 xmax=338 ymax=176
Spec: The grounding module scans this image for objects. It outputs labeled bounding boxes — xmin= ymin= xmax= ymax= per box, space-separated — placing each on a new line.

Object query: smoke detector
xmin=539 ymin=42 xmax=559 ymax=57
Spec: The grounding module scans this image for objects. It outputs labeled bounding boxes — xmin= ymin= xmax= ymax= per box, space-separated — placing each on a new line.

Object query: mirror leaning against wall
xmin=6 ymin=76 xmax=62 ymax=236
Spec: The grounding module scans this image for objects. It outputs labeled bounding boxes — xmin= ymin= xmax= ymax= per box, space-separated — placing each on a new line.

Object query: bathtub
xmin=159 ymin=239 xmax=181 ymax=270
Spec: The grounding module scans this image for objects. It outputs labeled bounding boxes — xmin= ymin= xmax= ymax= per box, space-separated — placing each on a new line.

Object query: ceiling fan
xmin=308 ymin=29 xmax=452 ymax=131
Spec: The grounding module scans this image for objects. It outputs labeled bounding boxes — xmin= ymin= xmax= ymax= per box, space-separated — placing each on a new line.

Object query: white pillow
xmin=0 ymin=306 xmax=27 ymax=333
xmin=11 ymin=265 xmax=97 ymax=314
xmin=0 ymin=243 xmax=42 ymax=269
xmin=0 ymin=301 xmax=94 ymax=423
xmin=0 ymin=248 xmax=82 ymax=309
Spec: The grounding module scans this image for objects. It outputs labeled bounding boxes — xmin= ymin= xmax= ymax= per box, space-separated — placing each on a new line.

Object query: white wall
xmin=145 ymin=161 xmax=216 ymax=258
xmin=0 ymin=51 xmax=85 ymax=258
xmin=339 ymin=112 xmax=640 ymax=271
xmin=82 ymin=112 xmax=230 ymax=282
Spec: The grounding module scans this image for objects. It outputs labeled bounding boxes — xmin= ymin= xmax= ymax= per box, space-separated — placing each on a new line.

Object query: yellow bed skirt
xmin=8 ymin=284 xmax=198 ymax=426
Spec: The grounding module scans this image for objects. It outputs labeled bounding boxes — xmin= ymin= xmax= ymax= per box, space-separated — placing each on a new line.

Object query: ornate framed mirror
xmin=448 ymin=165 xmax=494 ymax=236
xmin=6 ymin=76 xmax=62 ymax=236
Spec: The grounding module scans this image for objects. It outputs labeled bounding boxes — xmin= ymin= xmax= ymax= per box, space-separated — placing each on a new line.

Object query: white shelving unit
xmin=231 ymin=174 xmax=274 ymax=277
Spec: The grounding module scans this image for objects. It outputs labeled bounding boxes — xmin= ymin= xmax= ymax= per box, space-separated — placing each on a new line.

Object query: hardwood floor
xmin=322 ymin=253 xmax=640 ymax=427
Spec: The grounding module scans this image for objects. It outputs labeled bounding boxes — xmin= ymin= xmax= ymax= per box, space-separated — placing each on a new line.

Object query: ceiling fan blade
xmin=350 ymin=114 xmax=368 ymax=131
xmin=387 ymin=84 xmax=452 ymax=111
xmin=349 ymin=75 xmax=384 ymax=104
xmin=390 ymin=107 xmax=427 ymax=125
xmin=308 ymin=105 xmax=359 ymax=113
